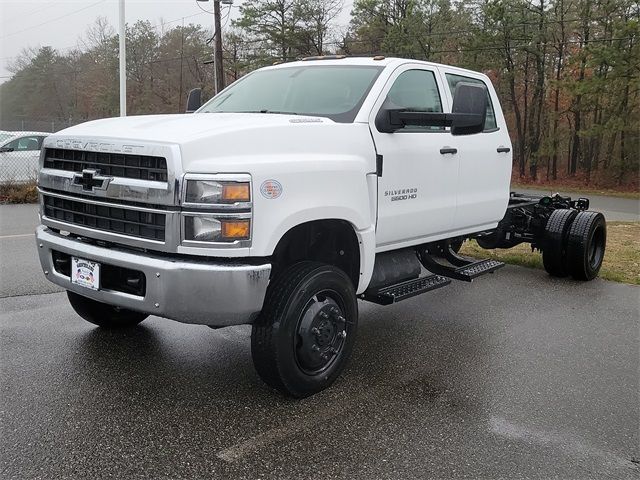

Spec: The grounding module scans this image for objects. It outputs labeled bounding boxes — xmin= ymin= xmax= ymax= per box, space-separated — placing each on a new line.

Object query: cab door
xmin=438 ymin=69 xmax=512 ymax=231
xmin=369 ymin=65 xmax=458 ymax=249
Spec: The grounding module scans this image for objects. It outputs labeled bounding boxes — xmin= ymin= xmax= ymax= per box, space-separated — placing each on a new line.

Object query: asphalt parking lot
xmin=1 ymin=202 xmax=639 ymax=479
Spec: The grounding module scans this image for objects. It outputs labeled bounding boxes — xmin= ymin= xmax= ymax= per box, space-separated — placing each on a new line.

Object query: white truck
xmin=36 ymin=57 xmax=606 ymax=397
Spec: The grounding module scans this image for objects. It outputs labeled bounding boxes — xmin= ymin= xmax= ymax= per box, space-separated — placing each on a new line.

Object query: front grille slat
xmin=44 ymin=148 xmax=168 ymax=182
xmin=43 ymin=195 xmax=166 ymax=241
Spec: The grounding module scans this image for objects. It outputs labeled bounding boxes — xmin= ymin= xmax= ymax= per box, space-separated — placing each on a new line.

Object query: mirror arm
xmin=390 ymin=110 xmax=453 ymax=128
xmin=377 ymin=107 xmax=485 ymax=134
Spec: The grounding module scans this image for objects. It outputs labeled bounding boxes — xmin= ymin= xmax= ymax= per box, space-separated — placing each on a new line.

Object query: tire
xmin=566 ymin=211 xmax=606 ymax=281
xmin=67 ymin=291 xmax=148 ymax=328
xmin=542 ymin=209 xmax=578 ymax=277
xmin=251 ymin=261 xmax=358 ymax=398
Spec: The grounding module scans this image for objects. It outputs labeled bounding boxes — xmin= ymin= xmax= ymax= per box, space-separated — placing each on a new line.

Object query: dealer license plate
xmin=71 ymin=257 xmax=100 ymax=290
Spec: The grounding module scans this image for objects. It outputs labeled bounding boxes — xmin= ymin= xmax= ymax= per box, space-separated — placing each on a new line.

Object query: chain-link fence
xmin=0 ymin=131 xmax=48 ymax=184
xmin=0 ymin=118 xmax=83 ymax=185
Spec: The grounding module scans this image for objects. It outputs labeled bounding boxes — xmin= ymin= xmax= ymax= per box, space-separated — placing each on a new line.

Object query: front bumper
xmin=36 ymin=226 xmax=271 ymax=326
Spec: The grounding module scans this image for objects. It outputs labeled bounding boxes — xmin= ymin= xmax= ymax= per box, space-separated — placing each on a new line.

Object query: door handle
xmin=440 ymin=147 xmax=458 ymax=155
xmin=497 ymin=147 xmax=511 ymax=153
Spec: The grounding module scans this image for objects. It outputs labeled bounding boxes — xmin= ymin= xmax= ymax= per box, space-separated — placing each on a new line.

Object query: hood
xmin=48 ymin=112 xmax=375 ymax=173
xmin=53 ymin=113 xmax=331 ymax=145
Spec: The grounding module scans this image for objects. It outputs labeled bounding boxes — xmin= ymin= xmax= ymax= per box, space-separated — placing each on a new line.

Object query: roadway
xmin=516 ymin=187 xmax=639 ymax=222
xmin=1 ymin=199 xmax=638 ymax=479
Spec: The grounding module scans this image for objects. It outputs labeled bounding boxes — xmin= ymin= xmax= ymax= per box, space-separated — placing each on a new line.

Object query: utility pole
xmin=213 ymin=0 xmax=225 ymax=94
xmin=118 ymin=0 xmax=126 ymax=116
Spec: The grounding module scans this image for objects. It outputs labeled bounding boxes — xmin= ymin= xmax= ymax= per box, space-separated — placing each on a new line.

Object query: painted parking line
xmin=0 ymin=233 xmax=34 ymax=239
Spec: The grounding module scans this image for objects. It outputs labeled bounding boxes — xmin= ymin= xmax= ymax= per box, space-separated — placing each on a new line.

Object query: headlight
xmin=183 ymin=215 xmax=250 ymax=243
xmin=185 ymin=179 xmax=250 ymax=205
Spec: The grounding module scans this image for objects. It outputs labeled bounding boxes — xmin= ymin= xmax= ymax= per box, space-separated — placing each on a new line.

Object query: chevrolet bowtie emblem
xmin=72 ymin=169 xmax=110 ymax=192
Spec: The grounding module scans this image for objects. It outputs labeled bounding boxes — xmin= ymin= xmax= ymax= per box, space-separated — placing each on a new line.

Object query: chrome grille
xmin=43 ymin=148 xmax=168 ymax=182
xmin=42 ymin=194 xmax=166 ymax=241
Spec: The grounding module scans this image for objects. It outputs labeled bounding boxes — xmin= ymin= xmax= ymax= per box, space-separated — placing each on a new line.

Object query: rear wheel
xmin=67 ymin=291 xmax=148 ymax=328
xmin=542 ymin=209 xmax=578 ymax=277
xmin=251 ymin=261 xmax=358 ymax=398
xmin=566 ymin=211 xmax=606 ymax=281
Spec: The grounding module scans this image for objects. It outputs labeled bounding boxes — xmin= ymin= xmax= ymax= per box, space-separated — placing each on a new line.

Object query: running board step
xmin=422 ymin=257 xmax=505 ymax=282
xmin=454 ymin=259 xmax=505 ymax=280
xmin=361 ymin=274 xmax=451 ymax=306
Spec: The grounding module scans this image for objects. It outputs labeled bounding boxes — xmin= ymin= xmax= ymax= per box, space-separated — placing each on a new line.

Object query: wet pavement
xmin=1 ymin=202 xmax=639 ymax=479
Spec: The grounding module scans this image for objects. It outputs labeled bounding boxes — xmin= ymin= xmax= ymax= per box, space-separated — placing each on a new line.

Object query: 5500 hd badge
xmin=385 ymin=188 xmax=418 ymax=202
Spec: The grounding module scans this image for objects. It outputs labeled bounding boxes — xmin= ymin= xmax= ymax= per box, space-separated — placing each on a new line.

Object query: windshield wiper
xmin=205 ymin=110 xmax=300 ymax=115
xmin=247 ymin=110 xmax=299 ymax=115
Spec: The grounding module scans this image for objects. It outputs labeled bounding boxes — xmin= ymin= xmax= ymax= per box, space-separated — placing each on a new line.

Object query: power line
xmin=0 ymin=0 xmax=109 ymax=40
xmin=153 ymin=11 xmax=209 ymax=30
xmin=2 ymin=0 xmax=60 ymax=24
xmin=195 ymin=1 xmax=214 ymax=15
xmin=1 ymin=11 xmax=210 ymax=64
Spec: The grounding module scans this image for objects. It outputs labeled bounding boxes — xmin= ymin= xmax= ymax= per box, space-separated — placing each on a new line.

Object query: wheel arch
xmin=270 ymin=218 xmax=373 ymax=292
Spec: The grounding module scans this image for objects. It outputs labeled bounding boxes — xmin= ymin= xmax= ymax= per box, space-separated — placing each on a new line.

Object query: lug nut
xmin=338 ymin=330 xmax=347 ymax=339
xmin=311 ymin=327 xmax=320 ymax=335
xmin=319 ymin=311 xmax=328 ymax=319
xmin=312 ymin=344 xmax=320 ymax=352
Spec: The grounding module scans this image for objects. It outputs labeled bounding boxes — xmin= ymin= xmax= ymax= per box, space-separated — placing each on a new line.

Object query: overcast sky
xmin=0 ymin=0 xmax=354 ymax=85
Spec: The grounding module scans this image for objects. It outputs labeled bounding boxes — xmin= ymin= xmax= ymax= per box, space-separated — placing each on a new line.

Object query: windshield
xmin=199 ymin=65 xmax=383 ymax=123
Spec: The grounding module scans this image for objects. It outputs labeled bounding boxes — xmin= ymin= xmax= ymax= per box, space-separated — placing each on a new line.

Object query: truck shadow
xmin=67 ymin=300 xmax=491 ymax=414
xmin=48 ymin=302 xmax=497 ymax=473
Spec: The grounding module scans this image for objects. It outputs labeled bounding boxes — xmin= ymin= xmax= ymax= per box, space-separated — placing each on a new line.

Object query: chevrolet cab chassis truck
xmin=36 ymin=57 xmax=606 ymax=398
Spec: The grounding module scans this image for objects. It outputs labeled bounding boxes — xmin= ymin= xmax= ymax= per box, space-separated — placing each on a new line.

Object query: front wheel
xmin=251 ymin=261 xmax=358 ymax=398
xmin=67 ymin=291 xmax=148 ymax=328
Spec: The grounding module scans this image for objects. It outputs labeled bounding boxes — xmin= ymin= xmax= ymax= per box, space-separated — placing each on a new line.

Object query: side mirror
xmin=186 ymin=88 xmax=202 ymax=113
xmin=375 ymin=82 xmax=488 ymax=135
xmin=450 ymin=82 xmax=487 ymax=135
xmin=0 ymin=147 xmax=13 ymax=153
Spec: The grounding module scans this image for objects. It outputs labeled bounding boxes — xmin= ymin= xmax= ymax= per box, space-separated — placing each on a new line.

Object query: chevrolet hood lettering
xmin=55 ymin=139 xmax=144 ymax=154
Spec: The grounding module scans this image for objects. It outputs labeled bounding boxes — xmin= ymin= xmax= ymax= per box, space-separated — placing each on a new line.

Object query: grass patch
xmin=0 ymin=181 xmax=38 ymax=204
xmin=461 ymin=221 xmax=640 ymax=285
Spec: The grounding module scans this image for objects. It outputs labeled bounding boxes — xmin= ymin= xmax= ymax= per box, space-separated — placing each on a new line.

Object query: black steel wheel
xmin=566 ymin=211 xmax=606 ymax=281
xmin=251 ymin=261 xmax=358 ymax=398
xmin=67 ymin=291 xmax=148 ymax=328
xmin=542 ymin=209 xmax=578 ymax=277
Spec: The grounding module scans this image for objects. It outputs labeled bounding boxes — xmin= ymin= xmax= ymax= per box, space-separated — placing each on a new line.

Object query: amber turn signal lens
xmin=222 ymin=183 xmax=250 ymax=202
xmin=221 ymin=220 xmax=250 ymax=240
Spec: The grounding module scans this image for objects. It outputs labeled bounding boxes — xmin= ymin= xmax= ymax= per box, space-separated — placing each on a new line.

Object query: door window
xmin=384 ymin=69 xmax=443 ymax=131
xmin=445 ymin=74 xmax=497 ymax=131
xmin=4 ymin=136 xmax=43 ymax=151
